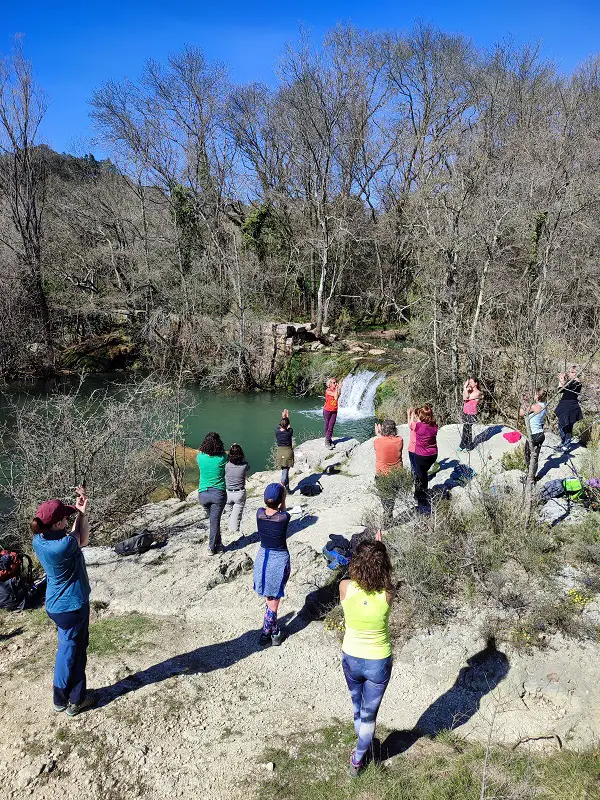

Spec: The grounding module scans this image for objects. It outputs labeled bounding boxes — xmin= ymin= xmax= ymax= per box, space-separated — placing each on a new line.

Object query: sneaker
xmin=348 ymin=752 xmax=362 ymax=778
xmin=259 ymin=631 xmax=272 ymax=647
xmin=54 ymin=703 xmax=67 ymax=713
xmin=66 ymin=691 xmax=97 ymax=717
xmin=456 ymin=446 xmax=464 ymax=452
xmin=271 ymin=630 xmax=287 ymax=646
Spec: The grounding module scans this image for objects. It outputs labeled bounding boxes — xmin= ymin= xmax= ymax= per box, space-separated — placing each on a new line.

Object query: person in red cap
xmin=31 ymin=486 xmax=95 ymax=716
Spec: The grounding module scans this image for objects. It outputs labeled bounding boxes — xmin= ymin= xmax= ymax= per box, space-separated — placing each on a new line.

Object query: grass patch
xmin=88 ymin=613 xmax=158 ymax=656
xmin=255 ymin=724 xmax=600 ymax=800
xmin=501 ymin=444 xmax=527 ymax=471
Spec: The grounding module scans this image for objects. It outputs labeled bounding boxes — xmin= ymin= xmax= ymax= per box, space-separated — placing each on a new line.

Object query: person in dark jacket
xmin=32 ymin=487 xmax=95 ymax=716
xmin=555 ymin=366 xmax=583 ymax=450
xmin=253 ymin=483 xmax=291 ymax=647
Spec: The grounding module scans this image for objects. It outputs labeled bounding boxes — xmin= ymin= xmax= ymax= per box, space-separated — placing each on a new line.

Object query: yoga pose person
xmin=225 ymin=443 xmax=249 ymax=534
xmin=254 ymin=483 xmax=291 ymax=647
xmin=32 ymin=487 xmax=95 ymax=716
xmin=555 ymin=366 xmax=583 ymax=450
xmin=458 ymin=377 xmax=482 ymax=452
xmin=197 ymin=432 xmax=227 ymax=554
xmin=409 ymin=406 xmax=438 ymax=512
xmin=520 ymin=389 xmax=547 ymax=479
xmin=340 ymin=535 xmax=393 ymax=777
xmin=323 ymin=377 xmax=343 ymax=449
xmin=374 ymin=420 xmax=404 ymax=522
xmin=275 ymin=411 xmax=294 ymax=490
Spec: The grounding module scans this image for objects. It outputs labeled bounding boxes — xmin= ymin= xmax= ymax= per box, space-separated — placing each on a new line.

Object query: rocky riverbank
xmin=1 ymin=426 xmax=599 ymax=800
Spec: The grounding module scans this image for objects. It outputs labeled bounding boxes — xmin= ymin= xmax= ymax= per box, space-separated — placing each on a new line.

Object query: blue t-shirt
xmin=33 ymin=532 xmax=91 ymax=614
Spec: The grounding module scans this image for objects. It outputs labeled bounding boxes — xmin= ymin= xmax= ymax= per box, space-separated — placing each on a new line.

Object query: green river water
xmin=0 ymin=376 xmax=377 ymax=478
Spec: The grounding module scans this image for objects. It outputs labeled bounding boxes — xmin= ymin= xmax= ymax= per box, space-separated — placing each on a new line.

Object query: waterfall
xmin=337 ymin=371 xmax=386 ymax=419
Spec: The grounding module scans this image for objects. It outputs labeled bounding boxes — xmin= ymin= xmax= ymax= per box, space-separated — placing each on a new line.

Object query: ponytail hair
xmin=30 ymin=517 xmax=46 ymax=534
xmin=280 ymin=416 xmax=291 ymax=430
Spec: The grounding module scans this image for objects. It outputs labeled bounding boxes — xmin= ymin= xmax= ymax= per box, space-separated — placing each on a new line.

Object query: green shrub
xmin=573 ymin=419 xmax=600 ymax=448
xmin=275 ymin=352 xmax=354 ymax=394
xmin=374 ymin=375 xmax=410 ymax=422
xmin=501 ymin=444 xmax=526 ymax=471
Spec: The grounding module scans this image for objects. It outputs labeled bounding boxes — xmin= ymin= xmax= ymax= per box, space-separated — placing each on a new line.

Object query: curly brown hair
xmin=348 ymin=540 xmax=393 ymax=593
xmin=199 ymin=432 xmax=225 ymax=456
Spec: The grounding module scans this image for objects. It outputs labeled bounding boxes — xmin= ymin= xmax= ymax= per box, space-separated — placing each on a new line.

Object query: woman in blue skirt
xmin=254 ymin=483 xmax=291 ymax=647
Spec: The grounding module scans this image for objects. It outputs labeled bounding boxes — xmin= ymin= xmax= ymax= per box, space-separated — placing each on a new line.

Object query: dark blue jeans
xmin=558 ymin=422 xmax=574 ymax=447
xmin=342 ymin=652 xmax=392 ymax=763
xmin=47 ymin=603 xmax=90 ymax=707
xmin=199 ymin=488 xmax=226 ymax=551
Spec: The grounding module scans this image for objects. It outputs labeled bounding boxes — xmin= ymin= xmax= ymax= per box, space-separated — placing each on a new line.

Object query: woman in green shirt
xmin=197 ymin=432 xmax=227 ymax=554
xmin=339 ymin=534 xmax=393 ymax=776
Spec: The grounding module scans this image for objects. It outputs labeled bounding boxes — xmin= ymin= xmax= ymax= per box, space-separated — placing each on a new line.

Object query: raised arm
xmin=70 ymin=487 xmax=90 ymax=547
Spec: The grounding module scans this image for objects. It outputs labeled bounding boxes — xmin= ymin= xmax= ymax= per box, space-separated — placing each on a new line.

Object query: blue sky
xmin=2 ymin=1 xmax=599 ymax=156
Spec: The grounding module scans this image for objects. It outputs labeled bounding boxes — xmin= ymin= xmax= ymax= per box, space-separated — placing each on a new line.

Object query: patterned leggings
xmin=262 ymin=604 xmax=280 ymax=636
xmin=342 ymin=653 xmax=392 ymax=763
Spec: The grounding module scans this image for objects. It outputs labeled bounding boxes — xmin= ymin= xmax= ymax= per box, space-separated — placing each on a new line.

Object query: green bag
xmin=562 ymin=478 xmax=585 ymax=501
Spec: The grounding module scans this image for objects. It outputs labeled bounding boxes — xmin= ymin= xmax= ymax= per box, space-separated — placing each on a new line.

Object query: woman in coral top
xmin=323 ymin=377 xmax=343 ymax=449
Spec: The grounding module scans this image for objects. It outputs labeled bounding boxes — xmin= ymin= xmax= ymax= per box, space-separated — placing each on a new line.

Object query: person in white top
xmin=519 ymin=388 xmax=547 ymax=480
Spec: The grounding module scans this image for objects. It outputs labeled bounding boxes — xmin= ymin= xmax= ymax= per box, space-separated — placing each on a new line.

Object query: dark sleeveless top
xmin=256 ymin=508 xmax=290 ymax=551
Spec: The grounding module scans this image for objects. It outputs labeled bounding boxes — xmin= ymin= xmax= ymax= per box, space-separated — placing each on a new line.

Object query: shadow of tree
xmin=379 ymin=637 xmax=509 ymax=761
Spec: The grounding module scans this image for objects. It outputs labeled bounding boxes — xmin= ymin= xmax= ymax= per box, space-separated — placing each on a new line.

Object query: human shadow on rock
xmin=429 ymin=460 xmax=477 ymax=498
xmin=535 ymin=446 xmax=578 ymax=482
xmin=379 ymin=637 xmax=509 ymax=761
xmin=471 ymin=425 xmax=504 ymax=448
xmin=95 ymin=611 xmax=301 ymax=707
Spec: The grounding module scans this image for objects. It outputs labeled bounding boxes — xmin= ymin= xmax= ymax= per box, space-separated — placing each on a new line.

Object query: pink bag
xmin=503 ymin=431 xmax=522 ymax=443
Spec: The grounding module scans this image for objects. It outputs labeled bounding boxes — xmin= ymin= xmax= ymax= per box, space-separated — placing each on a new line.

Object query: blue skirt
xmin=254 ymin=547 xmax=291 ymax=599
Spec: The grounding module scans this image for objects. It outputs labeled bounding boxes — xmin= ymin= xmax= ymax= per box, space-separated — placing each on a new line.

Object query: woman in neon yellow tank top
xmin=340 ymin=535 xmax=393 ymax=777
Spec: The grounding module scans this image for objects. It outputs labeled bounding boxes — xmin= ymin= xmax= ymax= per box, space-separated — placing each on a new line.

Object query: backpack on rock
xmin=0 ymin=550 xmax=35 ymax=611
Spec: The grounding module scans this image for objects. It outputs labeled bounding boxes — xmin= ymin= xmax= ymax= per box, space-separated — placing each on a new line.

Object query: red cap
xmin=35 ymin=499 xmax=78 ymax=528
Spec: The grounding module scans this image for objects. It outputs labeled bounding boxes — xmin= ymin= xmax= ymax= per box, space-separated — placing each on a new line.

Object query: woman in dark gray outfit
xmin=555 ymin=366 xmax=584 ymax=450
xmin=225 ymin=443 xmax=249 ymax=533
xmin=275 ymin=410 xmax=294 ymax=491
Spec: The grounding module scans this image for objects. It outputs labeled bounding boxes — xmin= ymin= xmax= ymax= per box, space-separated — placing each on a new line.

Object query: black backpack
xmin=299 ymin=481 xmax=323 ymax=497
xmin=540 ymin=479 xmax=566 ymax=502
xmin=114 ymin=532 xmax=156 ymax=556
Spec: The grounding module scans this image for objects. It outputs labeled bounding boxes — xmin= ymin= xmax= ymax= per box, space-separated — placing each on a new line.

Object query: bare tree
xmin=0 ymin=41 xmax=52 ymax=359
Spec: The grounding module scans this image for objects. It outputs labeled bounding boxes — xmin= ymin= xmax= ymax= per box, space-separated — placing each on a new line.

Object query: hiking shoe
xmin=66 ymin=691 xmax=97 ymax=717
xmin=348 ymin=752 xmax=362 ymax=778
xmin=271 ymin=630 xmax=286 ymax=646
xmin=259 ymin=631 xmax=272 ymax=647
xmin=54 ymin=703 xmax=67 ymax=713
